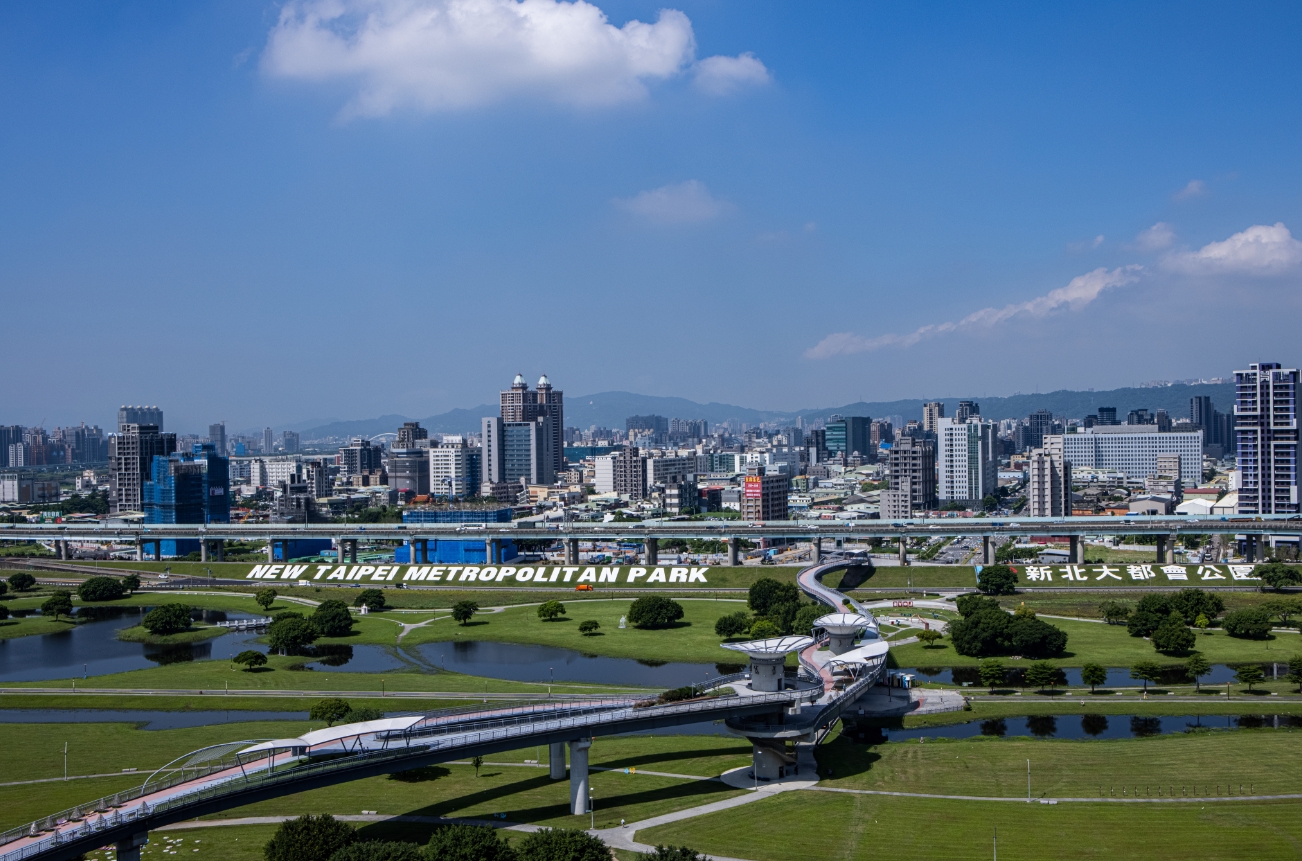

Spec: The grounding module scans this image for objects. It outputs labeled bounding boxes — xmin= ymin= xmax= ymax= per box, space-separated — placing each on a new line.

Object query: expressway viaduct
xmin=2 ymin=515 xmax=1297 ymax=567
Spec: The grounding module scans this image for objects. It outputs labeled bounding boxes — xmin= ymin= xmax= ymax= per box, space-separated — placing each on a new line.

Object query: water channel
xmin=844 ymin=713 xmax=1302 ymax=743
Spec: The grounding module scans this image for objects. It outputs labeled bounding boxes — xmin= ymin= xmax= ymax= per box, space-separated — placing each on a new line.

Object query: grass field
xmin=637 ymin=792 xmax=1302 ymax=861
xmin=898 ymin=698 xmax=1302 ymax=728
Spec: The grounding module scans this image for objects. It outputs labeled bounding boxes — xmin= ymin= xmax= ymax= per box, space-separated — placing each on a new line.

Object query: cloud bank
xmin=1163 ymin=222 xmax=1302 ymax=275
xmin=262 ymin=0 xmax=769 ymax=116
xmin=805 ymin=266 xmax=1144 ymax=359
xmin=615 ymin=180 xmax=730 ymax=223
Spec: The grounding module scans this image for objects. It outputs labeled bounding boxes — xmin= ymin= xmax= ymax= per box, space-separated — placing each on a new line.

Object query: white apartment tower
xmin=937 ymin=417 xmax=996 ymax=504
xmin=1027 ymin=436 xmax=1071 ymax=517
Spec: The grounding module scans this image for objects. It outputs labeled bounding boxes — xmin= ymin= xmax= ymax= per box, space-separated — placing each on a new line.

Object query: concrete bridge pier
xmin=981 ymin=535 xmax=992 ymax=565
xmin=898 ymin=539 xmax=908 ymax=566
xmin=564 ymin=538 xmax=579 ymax=565
xmin=1245 ymin=534 xmax=1258 ymax=563
xmin=152 ymin=540 xmax=161 ymax=561
xmin=215 ymin=539 xmax=224 ymax=562
xmin=200 ymin=541 xmax=209 ymax=563
xmin=116 ymin=832 xmax=149 ymax=861
xmin=135 ymin=539 xmax=143 ymax=562
xmin=727 ymin=538 xmax=739 ymax=566
xmin=413 ymin=539 xmax=429 ymax=564
xmin=346 ymin=540 xmax=358 ymax=564
xmin=645 ymin=537 xmax=658 ymax=565
xmin=57 ymin=540 xmax=68 ymax=561
xmin=1069 ymin=535 xmax=1082 ymax=564
xmin=747 ymin=654 xmax=787 ymax=692
xmin=1155 ymin=534 xmax=1168 ymax=565
xmin=266 ymin=540 xmax=277 ymax=563
xmin=549 ymin=741 xmax=566 ymax=779
xmin=812 ymin=537 xmax=822 ymax=563
xmin=568 ymin=738 xmax=591 ymax=814
xmin=749 ymin=739 xmax=792 ymax=781
xmin=485 ymin=539 xmax=500 ymax=565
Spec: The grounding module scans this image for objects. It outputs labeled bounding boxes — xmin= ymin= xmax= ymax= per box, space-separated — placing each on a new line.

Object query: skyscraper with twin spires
xmin=499 ymin=373 xmax=565 ymax=475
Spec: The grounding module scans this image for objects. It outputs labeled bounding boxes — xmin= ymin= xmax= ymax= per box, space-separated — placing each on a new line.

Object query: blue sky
xmin=4 ymin=1 xmax=1301 ymax=433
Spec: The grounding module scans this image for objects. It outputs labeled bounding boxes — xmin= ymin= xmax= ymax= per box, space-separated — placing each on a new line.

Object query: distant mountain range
xmin=292 ymin=382 xmax=1236 ymax=441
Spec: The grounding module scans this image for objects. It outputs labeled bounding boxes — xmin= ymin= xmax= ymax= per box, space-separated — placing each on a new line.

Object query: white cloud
xmin=804 ymin=266 xmax=1143 ymax=359
xmin=1134 ymin=222 xmax=1176 ymax=251
xmin=615 ymin=180 xmax=730 ymax=224
xmin=1164 ymin=222 xmax=1302 ymax=275
xmin=261 ymin=0 xmax=767 ymax=116
xmin=692 ymin=52 xmax=770 ymax=95
xmin=1173 ymin=179 xmax=1207 ymax=201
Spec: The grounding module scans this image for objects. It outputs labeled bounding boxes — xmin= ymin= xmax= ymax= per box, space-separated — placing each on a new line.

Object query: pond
xmin=842 ymin=713 xmax=1302 ymax=743
xmin=899 ymin=663 xmax=1287 ymax=688
xmin=0 ymin=708 xmax=311 ymax=730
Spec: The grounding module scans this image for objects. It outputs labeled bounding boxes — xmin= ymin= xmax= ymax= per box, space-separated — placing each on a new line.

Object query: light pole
xmin=1027 ymin=759 xmax=1031 ymax=802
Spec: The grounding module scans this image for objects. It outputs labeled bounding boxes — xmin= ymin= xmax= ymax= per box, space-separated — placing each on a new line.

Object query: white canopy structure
xmin=721 ymin=636 xmax=815 ymax=692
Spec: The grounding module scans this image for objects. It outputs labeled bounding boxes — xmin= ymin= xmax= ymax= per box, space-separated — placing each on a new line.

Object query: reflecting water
xmin=408 ymin=640 xmax=728 ymax=688
xmin=902 ymin=663 xmax=1271 ymax=688
xmin=0 ymin=708 xmax=312 ymax=730
xmin=842 ymin=713 xmax=1302 ymax=743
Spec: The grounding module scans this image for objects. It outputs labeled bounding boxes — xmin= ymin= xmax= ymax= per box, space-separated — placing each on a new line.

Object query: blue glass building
xmin=396 ymin=507 xmax=515 ymax=563
xmin=142 ymin=443 xmax=230 ymax=556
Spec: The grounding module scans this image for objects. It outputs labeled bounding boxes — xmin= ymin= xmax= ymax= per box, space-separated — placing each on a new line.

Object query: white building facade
xmin=938 ymin=418 xmax=997 ymax=503
xmin=1059 ymin=428 xmax=1202 ymax=486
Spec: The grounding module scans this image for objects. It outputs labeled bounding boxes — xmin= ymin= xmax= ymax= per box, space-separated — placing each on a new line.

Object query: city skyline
xmin=3 ymin=2 xmax=1301 ymax=428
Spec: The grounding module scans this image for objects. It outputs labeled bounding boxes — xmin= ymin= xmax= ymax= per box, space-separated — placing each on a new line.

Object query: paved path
xmin=809 ymin=785 xmax=1302 ymax=804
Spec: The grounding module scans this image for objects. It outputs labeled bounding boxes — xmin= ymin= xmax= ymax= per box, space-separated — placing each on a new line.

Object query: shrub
xmin=77 ymin=576 xmax=125 ymax=602
xmin=747 ymin=578 xmax=799 ymax=616
xmin=976 ymin=565 xmax=1018 ymax=595
xmin=917 ymin=629 xmax=943 ymax=648
xmin=141 ymin=603 xmax=193 ymax=635
xmin=273 ymin=610 xmax=305 ymax=623
xmin=233 ymin=650 xmax=267 ymax=671
xmin=354 ymin=589 xmax=386 ymax=611
xmin=658 ymin=685 xmax=702 ymax=704
xmin=328 ymin=841 xmax=422 ymax=861
xmin=310 ymin=698 xmax=353 ymax=726
xmin=514 ymin=828 xmax=609 ymax=861
xmin=578 ymin=620 xmax=600 ymax=636
xmin=7 ymin=573 xmax=35 ymax=592
xmin=1099 ymin=601 xmax=1132 ymax=625
xmin=121 ymin=574 xmax=140 ymax=594
xmin=955 ymin=594 xmax=1001 ymax=617
xmin=1222 ymin=608 xmax=1272 ymax=639
xmin=264 ymin=815 xmax=355 ymax=861
xmin=451 ymin=601 xmax=479 ymax=625
xmin=255 ymin=588 xmax=278 ymax=610
xmin=347 ymin=706 xmax=384 ymax=722
xmin=537 ymin=600 xmax=566 ymax=621
xmin=268 ymin=616 xmax=318 ymax=653
xmin=713 ymin=612 xmax=751 ymax=638
xmin=425 ymin=824 xmax=516 ymax=861
xmin=0 ymin=581 xmax=6 ymax=597
xmin=637 ymin=847 xmax=706 ymax=861
xmin=1150 ymin=615 xmax=1196 ymax=654
xmin=628 ymin=596 xmax=684 ymax=629
xmin=748 ymin=620 xmax=780 ymax=639
xmin=312 ymin=600 xmax=356 ymax=637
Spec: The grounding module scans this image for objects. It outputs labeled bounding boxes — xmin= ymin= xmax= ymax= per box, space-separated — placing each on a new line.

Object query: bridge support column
xmin=215 ymin=539 xmax=224 ymax=562
xmin=565 ymin=538 xmax=579 ymax=565
xmin=568 ymin=738 xmax=591 ymax=814
xmin=898 ymin=539 xmax=908 ymax=566
xmin=266 ymin=541 xmax=276 ymax=563
xmin=727 ymin=538 xmax=739 ymax=567
xmin=1156 ymin=534 xmax=1168 ymax=565
xmin=347 ymin=540 xmax=358 ymax=564
xmin=549 ymin=742 xmax=566 ymax=780
xmin=200 ymin=541 xmax=209 ymax=563
xmin=152 ymin=540 xmax=161 ymax=562
xmin=812 ymin=537 xmax=821 ymax=563
xmin=58 ymin=540 xmax=68 ymax=561
xmin=116 ymin=833 xmax=149 ymax=861
xmin=748 ymin=655 xmax=786 ymax=692
xmin=981 ymin=535 xmax=992 ymax=565
xmin=135 ymin=539 xmax=143 ymax=562
xmin=485 ymin=539 xmax=499 ymax=565
xmin=1069 ymin=535 xmax=1082 ymax=564
xmin=750 ymin=740 xmax=786 ymax=782
xmin=1168 ymin=533 xmax=1178 ymax=565
xmin=1245 ymin=534 xmax=1257 ymax=563
xmin=415 ymin=539 xmax=429 ymax=564
xmin=645 ymin=537 xmax=658 ymax=565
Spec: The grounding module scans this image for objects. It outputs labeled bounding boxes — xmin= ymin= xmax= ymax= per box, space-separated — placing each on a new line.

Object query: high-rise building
xmin=430 ymin=436 xmax=473 ymax=497
xmin=805 ymin=428 xmax=827 ymax=463
xmin=118 ymin=406 xmax=163 ymax=433
xmin=281 ymin=431 xmax=301 ymax=454
xmin=938 ymin=417 xmax=997 ymax=504
xmin=1096 ymin=406 xmax=1118 ymax=426
xmin=595 ymin=445 xmax=646 ymax=499
xmin=396 ymin=421 xmax=428 ymax=449
xmin=1235 ymin=362 xmax=1299 ymax=514
xmin=0 ymin=426 xmax=20 ymax=469
xmin=388 ymin=447 xmax=430 ymax=497
xmin=883 ymin=436 xmax=936 ymax=518
xmin=500 ymin=374 xmax=565 ymax=474
xmin=669 ymin=418 xmax=708 ymax=441
xmin=1027 ymin=437 xmax=1071 ymax=517
xmin=481 ymin=415 xmax=554 ymax=493
xmin=1023 ymin=409 xmax=1055 ymax=452
xmin=826 ymin=416 xmax=873 ymax=461
xmin=109 ymin=424 xmax=177 ymax=514
xmin=955 ymin=401 xmax=979 ymax=422
xmin=870 ymin=420 xmax=893 ymax=450
xmin=742 ymin=465 xmax=789 ymax=521
xmin=262 ymin=428 xmax=274 ymax=453
xmin=1191 ymin=395 xmax=1234 ymax=458
xmin=1060 ymin=427 xmax=1203 ymax=486
xmin=338 ymin=438 xmax=383 ymax=477
xmin=208 ymin=422 xmax=227 ymax=455
xmin=143 ymin=444 xmax=230 ymax=546
xmin=922 ymin=402 xmax=945 ymax=434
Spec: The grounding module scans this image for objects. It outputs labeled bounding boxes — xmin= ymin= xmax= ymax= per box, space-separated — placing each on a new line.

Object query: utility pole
xmin=63 ymin=742 xmax=67 ymax=781
xmin=1027 ymin=759 xmax=1031 ymax=802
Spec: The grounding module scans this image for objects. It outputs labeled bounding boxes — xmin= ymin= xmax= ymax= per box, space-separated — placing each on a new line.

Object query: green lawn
xmin=898 ymin=698 xmax=1302 ymax=729
xmin=637 ymin=792 xmax=1302 ymax=861
xmin=888 ymin=618 xmax=1302 ymax=669
xmin=0 ymin=614 xmax=77 ymax=640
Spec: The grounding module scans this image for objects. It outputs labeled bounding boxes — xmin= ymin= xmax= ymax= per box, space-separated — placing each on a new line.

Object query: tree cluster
xmin=308 ymin=698 xmax=384 ymax=727
xmin=947 ymin=595 xmax=1067 ymax=658
xmin=1255 ymin=562 xmax=1302 ymax=591
xmin=1126 ymin=591 xmax=1220 ymax=653
xmin=627 ymin=595 xmax=684 ymax=629
xmin=976 ymin=565 xmax=1018 ymax=595
xmin=266 ymin=601 xmax=356 ymax=653
xmin=740 ymin=577 xmax=823 ymax=638
xmin=1221 ymin=608 xmax=1272 ymax=639
xmin=76 ymin=576 xmax=126 ymax=602
xmin=141 ymin=603 xmax=194 ymax=635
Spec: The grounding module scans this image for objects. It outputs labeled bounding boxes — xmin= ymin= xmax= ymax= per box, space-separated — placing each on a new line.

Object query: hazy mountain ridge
xmin=293 ymin=382 xmax=1235 ymax=440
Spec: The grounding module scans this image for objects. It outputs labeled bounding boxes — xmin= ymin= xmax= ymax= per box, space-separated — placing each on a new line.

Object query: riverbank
xmin=115 ymin=625 xmax=228 ymax=646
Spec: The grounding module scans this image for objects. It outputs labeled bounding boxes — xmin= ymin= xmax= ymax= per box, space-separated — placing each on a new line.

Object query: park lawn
xmin=88 ymin=826 xmax=279 ymax=861
xmin=887 ymin=618 xmax=1301 ymax=669
xmin=400 ymin=598 xmax=762 ymax=665
xmin=637 ymin=792 xmax=1302 ymax=861
xmin=1006 ymin=591 xmax=1300 ymax=620
xmin=815 ymin=727 xmax=1302 ymax=797
xmin=0 ymin=614 xmax=77 ymax=640
xmin=898 ymin=698 xmax=1302 ymax=729
xmin=116 ymin=625 xmax=228 ymax=645
xmin=0 ymin=692 xmax=481 ymax=712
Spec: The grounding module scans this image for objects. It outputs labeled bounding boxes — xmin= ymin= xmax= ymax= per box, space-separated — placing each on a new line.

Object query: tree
xmin=1006 ymin=616 xmax=1068 ymax=658
xmin=0 ymin=604 xmax=8 ymax=621
xmin=8 ymin=573 xmax=35 ymax=592
xmin=1194 ymin=613 xmax=1210 ymax=630
xmin=637 ymin=848 xmax=706 ymax=861
xmin=955 ymin=594 xmax=1002 ymax=617
xmin=327 ymin=841 xmax=423 ymax=861
xmin=268 ymin=616 xmax=318 ymax=653
xmin=747 ymin=578 xmax=799 ymax=616
xmin=310 ymin=698 xmax=353 ymax=727
xmin=77 ymin=576 xmax=126 ymax=602
xmin=451 ymin=600 xmax=479 ymax=626
xmin=0 ymin=580 xmax=6 ymax=597
xmin=978 ymin=658 xmax=1006 ymax=693
xmin=713 ymin=612 xmax=750 ymax=638
xmin=1222 ymin=608 xmax=1272 ymax=639
xmin=1129 ymin=660 xmax=1163 ymax=693
xmin=628 ymin=596 xmax=684 ymax=629
xmin=537 ymin=600 xmax=566 ymax=621
xmin=255 ymin=588 xmax=278 ymax=611
xmin=748 ymin=620 xmax=780 ymax=639
xmin=233 ymin=650 xmax=268 ymax=671
xmin=948 ymin=606 xmax=1011 ymax=657
xmin=1127 ymin=609 xmax=1165 ymax=639
xmin=349 ymin=705 xmax=384 ymax=721
xmin=578 ymin=620 xmax=600 ymax=636
xmin=41 ymin=591 xmax=74 ymax=622
xmin=1235 ymin=664 xmax=1266 ymax=692
xmin=1285 ymin=654 xmax=1302 ymax=694
xmin=264 ymin=814 xmax=356 ymax=861
xmin=1150 ymin=615 xmax=1197 ymax=654
xmin=792 ymin=603 xmax=825 ymax=636
xmin=425 ymin=824 xmax=516 ymax=861
xmin=1255 ymin=562 xmax=1302 ymax=591
xmin=917 ymin=629 xmax=944 ymax=648
xmin=1024 ymin=661 xmax=1059 ymax=692
xmin=1080 ymin=662 xmax=1108 ymax=693
xmin=1261 ymin=598 xmax=1300 ymax=627
xmin=514 ymin=828 xmax=609 ymax=861
xmin=976 ymin=565 xmax=1018 ymax=596
xmin=1170 ymin=589 xmax=1224 ymax=626
xmin=141 ymin=603 xmax=193 ymax=635
xmin=354 ymin=589 xmax=386 ymax=611
xmin=121 ymin=574 xmax=140 ymax=595
xmin=1185 ymin=651 xmax=1212 ymax=692
xmin=471 ymin=755 xmax=483 ymax=777
xmin=312 ymin=600 xmax=356 ymax=637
